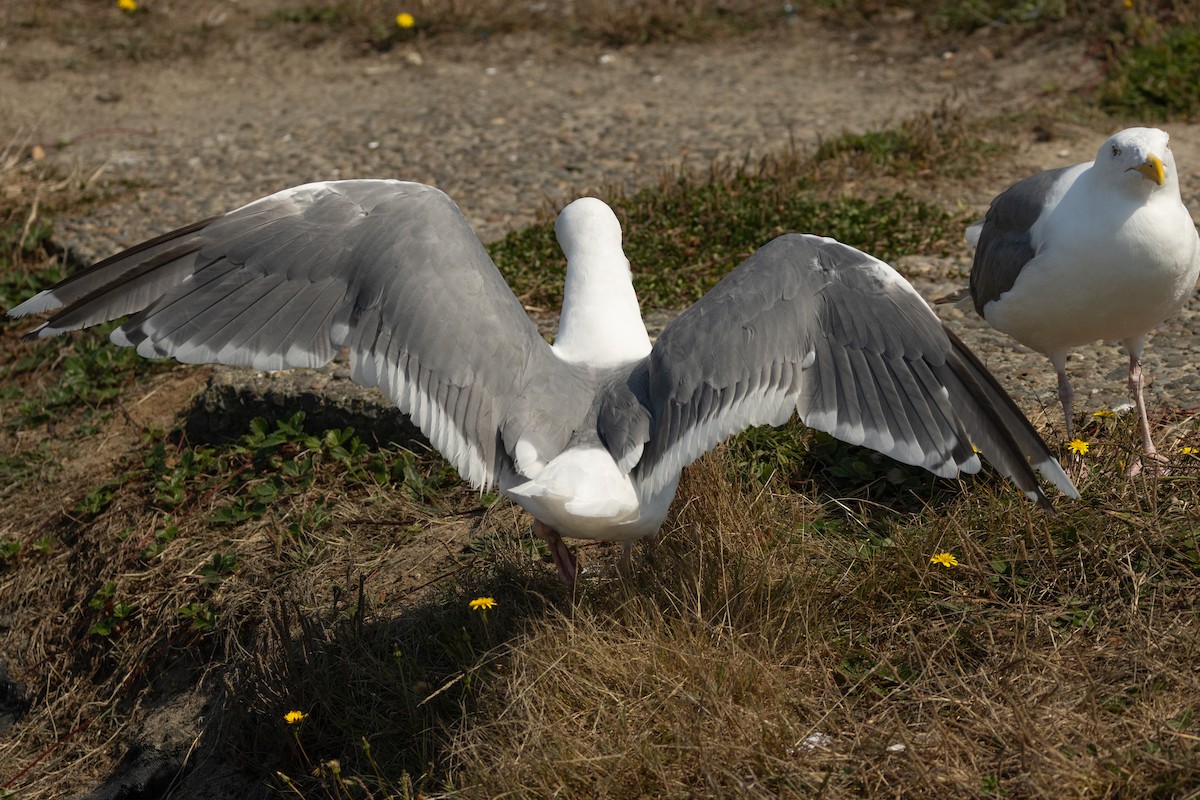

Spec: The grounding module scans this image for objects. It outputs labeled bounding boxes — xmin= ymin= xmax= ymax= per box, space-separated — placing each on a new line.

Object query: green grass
xmin=266 ymin=0 xmax=778 ymax=49
xmin=812 ymin=104 xmax=998 ymax=179
xmin=1099 ymin=25 xmax=1200 ymax=121
xmin=0 ymin=219 xmax=165 ymax=435
xmin=928 ymin=0 xmax=1072 ymax=33
xmin=0 ymin=217 xmax=60 ymax=310
xmin=139 ymin=412 xmax=459 ymax=529
xmin=494 ymin=187 xmax=956 ymax=312
xmin=810 ymin=0 xmax=1098 ymax=34
xmin=7 ymin=327 xmax=169 ymax=429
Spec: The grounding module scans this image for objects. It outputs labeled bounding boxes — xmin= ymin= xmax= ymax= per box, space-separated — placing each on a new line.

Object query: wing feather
xmin=622 ymin=234 xmax=1074 ymax=506
xmin=9 ymin=180 xmax=588 ymax=490
xmin=8 ymin=220 xmax=212 ymax=319
xmin=969 ymin=165 xmax=1078 ymax=315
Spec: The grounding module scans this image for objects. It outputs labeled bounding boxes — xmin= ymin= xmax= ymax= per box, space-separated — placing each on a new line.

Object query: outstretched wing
xmin=601 ymin=234 xmax=1076 ymax=507
xmin=9 ymin=180 xmax=586 ymax=489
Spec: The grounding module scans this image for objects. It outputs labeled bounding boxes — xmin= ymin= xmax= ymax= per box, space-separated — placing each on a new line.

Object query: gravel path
xmin=2 ymin=21 xmax=1198 ymax=438
xmin=5 ymin=24 xmax=1079 ymax=247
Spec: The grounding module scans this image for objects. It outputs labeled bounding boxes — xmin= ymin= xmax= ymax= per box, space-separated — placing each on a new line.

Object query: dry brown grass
xmin=1 ymin=252 xmax=1196 ymax=797
xmin=8 ymin=389 xmax=1197 ymax=799
xmin=441 ymin=443 xmax=1200 ymax=798
xmin=10 ymin=270 xmax=1200 ymax=791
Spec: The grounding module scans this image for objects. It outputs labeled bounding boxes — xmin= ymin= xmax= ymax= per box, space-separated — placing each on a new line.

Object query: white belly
xmin=985 ymin=207 xmax=1199 ymax=354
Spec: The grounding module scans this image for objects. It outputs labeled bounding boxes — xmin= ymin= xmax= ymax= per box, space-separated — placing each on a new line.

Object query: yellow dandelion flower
xmin=930 ymin=552 xmax=958 ymax=568
xmin=469 ymin=596 xmax=496 ymax=611
xmin=1092 ymin=409 xmax=1116 ymax=419
xmin=1066 ymin=438 xmax=1089 ymax=456
xmin=117 ymin=0 xmax=138 ymax=10
xmin=284 ymin=710 xmax=308 ymax=725
xmin=1181 ymin=446 xmax=1196 ymax=455
xmin=396 ymin=12 xmax=415 ymax=28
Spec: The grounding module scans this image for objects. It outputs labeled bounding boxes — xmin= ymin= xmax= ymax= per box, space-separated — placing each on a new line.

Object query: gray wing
xmin=599 ymin=234 xmax=1077 ymax=507
xmin=8 ymin=180 xmax=588 ymax=490
xmin=969 ymin=165 xmax=1075 ymax=316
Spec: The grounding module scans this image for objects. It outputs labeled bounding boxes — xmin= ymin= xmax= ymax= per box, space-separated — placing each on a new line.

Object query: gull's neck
xmin=551 ymin=198 xmax=652 ymax=368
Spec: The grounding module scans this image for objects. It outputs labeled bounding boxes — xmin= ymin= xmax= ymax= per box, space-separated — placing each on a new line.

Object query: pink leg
xmin=1054 ymin=364 xmax=1089 ymax=479
xmin=1125 ymin=350 xmax=1168 ymax=477
xmin=533 ymin=519 xmax=580 ymax=587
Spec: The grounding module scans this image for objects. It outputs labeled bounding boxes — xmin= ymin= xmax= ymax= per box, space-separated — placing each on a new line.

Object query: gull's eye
xmin=1111 ymin=144 xmax=1121 ymax=157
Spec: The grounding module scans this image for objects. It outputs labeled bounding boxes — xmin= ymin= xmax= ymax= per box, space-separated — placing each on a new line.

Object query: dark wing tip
xmin=941 ymin=324 xmax=1078 ymax=508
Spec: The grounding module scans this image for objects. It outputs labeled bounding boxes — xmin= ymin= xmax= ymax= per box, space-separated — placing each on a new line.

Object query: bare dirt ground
xmin=1 ymin=6 xmax=1199 ymax=799
xmin=2 ymin=16 xmax=1076 ymax=246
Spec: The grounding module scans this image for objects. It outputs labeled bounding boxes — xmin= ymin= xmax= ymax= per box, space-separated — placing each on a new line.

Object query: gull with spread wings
xmin=9 ymin=181 xmax=1078 ymax=583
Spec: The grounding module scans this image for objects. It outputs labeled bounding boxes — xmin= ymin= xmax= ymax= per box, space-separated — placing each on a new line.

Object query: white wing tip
xmin=965 ymin=221 xmax=983 ymax=248
xmin=1038 ymin=458 xmax=1080 ymax=499
xmin=7 ymin=290 xmax=61 ymax=318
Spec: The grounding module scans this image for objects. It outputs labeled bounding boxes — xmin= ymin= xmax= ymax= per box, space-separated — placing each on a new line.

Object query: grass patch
xmin=492 ymin=184 xmax=956 ymax=311
xmin=1099 ymin=25 xmax=1200 ymax=121
xmin=492 ymin=105 xmax=988 ymax=313
xmin=809 ymin=0 xmax=1160 ymax=38
xmin=927 ymin=0 xmax=1075 ymax=34
xmin=4 ymin=0 xmax=1191 ymax=75
xmin=264 ymin=0 xmax=1158 ymax=51
xmin=809 ymin=0 xmax=1080 ymax=34
xmin=812 ymin=103 xmax=998 ymax=180
xmin=1 ymin=0 xmax=231 ymax=63
xmin=5 ymin=325 xmax=170 ymax=431
xmin=141 ymin=412 xmax=461 ymax=529
xmin=204 ymin=426 xmax=1200 ymax=798
xmin=265 ymin=0 xmax=779 ymax=50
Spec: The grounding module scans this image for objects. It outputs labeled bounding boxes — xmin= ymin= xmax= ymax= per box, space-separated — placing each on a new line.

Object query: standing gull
xmin=967 ymin=127 xmax=1200 ymax=474
xmin=8 ymin=181 xmax=1077 ymax=583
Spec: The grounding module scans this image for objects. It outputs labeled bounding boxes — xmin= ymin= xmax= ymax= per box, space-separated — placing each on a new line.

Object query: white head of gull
xmin=9 ymin=180 xmax=1078 ymax=584
xmin=967 ymin=127 xmax=1200 ymax=475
